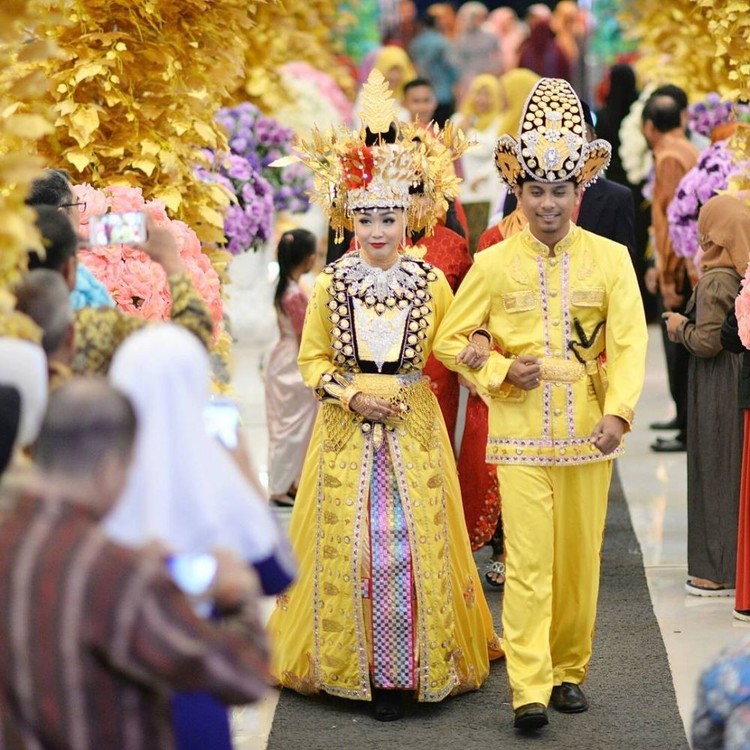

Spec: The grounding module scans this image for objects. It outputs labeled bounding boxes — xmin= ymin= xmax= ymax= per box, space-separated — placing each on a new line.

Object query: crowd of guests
xmin=0 ymin=169 xmax=297 ymax=749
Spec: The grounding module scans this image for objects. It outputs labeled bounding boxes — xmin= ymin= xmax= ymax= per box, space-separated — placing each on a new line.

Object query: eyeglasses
xmin=59 ymin=201 xmax=86 ymax=213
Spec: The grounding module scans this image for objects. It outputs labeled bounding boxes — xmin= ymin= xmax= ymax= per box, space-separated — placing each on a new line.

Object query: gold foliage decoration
xmin=235 ymin=0 xmax=355 ymax=112
xmin=16 ymin=0 xmax=257 ymax=247
xmin=0 ymin=0 xmax=57 ymax=295
xmin=620 ymin=0 xmax=750 ymax=100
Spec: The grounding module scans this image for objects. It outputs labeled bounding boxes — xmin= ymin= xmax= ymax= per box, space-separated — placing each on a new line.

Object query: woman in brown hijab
xmin=664 ymin=194 xmax=750 ymax=595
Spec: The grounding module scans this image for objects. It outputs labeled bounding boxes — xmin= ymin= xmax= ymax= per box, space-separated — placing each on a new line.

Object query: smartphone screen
xmin=89 ymin=211 xmax=148 ymax=246
xmin=166 ymin=553 xmax=218 ymax=596
xmin=203 ymin=399 xmax=241 ymax=450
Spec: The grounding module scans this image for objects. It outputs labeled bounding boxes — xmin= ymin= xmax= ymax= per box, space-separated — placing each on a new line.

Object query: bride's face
xmin=353 ymin=208 xmax=404 ymax=267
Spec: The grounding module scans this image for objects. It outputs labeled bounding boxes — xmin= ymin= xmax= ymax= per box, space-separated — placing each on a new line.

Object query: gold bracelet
xmin=340 ymin=385 xmax=361 ymax=412
xmin=469 ymin=327 xmax=493 ymax=349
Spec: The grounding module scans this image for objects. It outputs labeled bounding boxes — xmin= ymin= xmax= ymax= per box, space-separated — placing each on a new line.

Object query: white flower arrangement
xmin=273 ymin=70 xmax=343 ymax=138
xmin=618 ymin=85 xmax=655 ymax=185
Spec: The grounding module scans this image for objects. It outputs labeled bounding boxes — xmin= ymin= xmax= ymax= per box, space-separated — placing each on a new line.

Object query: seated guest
xmin=15 ymin=269 xmax=76 ymax=388
xmin=0 ymin=378 xmax=271 ymax=749
xmin=27 ymin=205 xmax=213 ymax=374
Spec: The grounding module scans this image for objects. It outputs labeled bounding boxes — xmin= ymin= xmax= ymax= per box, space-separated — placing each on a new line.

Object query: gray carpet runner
xmin=267 ymin=467 xmax=689 ymax=749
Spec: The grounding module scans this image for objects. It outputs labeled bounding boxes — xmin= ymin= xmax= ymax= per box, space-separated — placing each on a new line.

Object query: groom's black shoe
xmin=513 ymin=703 xmax=549 ymax=730
xmin=550 ymin=682 xmax=589 ymax=713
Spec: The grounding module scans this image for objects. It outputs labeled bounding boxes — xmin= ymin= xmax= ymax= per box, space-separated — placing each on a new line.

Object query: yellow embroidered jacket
xmin=72 ymin=274 xmax=213 ymax=375
xmin=434 ymin=224 xmax=647 ymax=466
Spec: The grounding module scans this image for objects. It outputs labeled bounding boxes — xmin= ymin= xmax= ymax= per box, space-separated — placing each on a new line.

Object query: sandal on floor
xmin=484 ymin=560 xmax=506 ymax=588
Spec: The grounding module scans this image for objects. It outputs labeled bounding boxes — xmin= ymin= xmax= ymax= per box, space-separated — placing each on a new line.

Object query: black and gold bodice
xmin=322 ymin=252 xmax=438 ymax=376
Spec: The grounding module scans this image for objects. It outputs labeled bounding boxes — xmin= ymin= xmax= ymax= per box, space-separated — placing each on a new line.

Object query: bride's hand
xmin=349 ymin=393 xmax=400 ymax=422
xmin=456 ymin=338 xmax=490 ymax=369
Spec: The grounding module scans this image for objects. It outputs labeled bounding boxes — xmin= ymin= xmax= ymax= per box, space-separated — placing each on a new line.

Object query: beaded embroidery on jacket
xmin=322 ymin=251 xmax=438 ymax=375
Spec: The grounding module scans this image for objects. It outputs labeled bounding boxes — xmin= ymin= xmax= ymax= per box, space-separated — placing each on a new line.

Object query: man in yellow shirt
xmin=434 ymin=78 xmax=647 ymax=731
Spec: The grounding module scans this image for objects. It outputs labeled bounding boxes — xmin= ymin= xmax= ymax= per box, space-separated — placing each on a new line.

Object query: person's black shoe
xmin=372 ymin=689 xmax=403 ymax=721
xmin=550 ymin=682 xmax=588 ymax=713
xmin=650 ymin=437 xmax=687 ymax=452
xmin=649 ymin=417 xmax=680 ymax=430
xmin=513 ymin=702 xmax=549 ymax=730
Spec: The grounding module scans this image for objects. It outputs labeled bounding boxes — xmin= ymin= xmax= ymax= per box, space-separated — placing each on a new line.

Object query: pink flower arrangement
xmin=736 ymin=272 xmax=750 ymax=349
xmin=74 ymin=183 xmax=223 ymax=335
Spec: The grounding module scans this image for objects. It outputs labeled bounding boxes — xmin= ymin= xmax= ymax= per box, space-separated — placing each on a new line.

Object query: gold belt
xmin=538 ymin=357 xmax=585 ymax=383
xmin=349 ymin=372 xmax=425 ymax=401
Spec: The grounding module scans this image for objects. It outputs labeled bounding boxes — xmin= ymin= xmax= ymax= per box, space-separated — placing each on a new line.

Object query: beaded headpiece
xmin=494 ymin=77 xmax=611 ymax=189
xmin=281 ymin=70 xmax=468 ymax=240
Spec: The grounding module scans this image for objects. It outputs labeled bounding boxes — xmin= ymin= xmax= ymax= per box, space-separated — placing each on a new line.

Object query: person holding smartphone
xmin=103 ymin=323 xmax=294 ymax=750
xmin=25 ymin=201 xmax=214 ymax=377
xmin=0 ymin=379 xmax=271 ymax=750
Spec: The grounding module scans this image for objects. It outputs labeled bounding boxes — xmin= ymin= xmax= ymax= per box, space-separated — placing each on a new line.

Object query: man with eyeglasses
xmin=23 ymin=174 xmax=213 ymax=376
xmin=27 ymin=169 xmax=113 ymax=311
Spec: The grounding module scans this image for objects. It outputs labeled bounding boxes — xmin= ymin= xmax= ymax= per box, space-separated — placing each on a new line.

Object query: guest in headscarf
xmin=518 ymin=18 xmax=571 ymax=81
xmin=497 ymin=67 xmax=542 ymax=138
xmin=452 ymin=1 xmax=501 ymax=97
xmin=664 ymin=194 xmax=750 ymax=596
xmin=104 ymin=324 xmax=295 ymax=750
xmin=104 ymin=324 xmax=293 ymax=590
xmin=453 ymin=74 xmax=505 ymax=254
xmin=355 ymin=46 xmax=417 ymax=124
xmin=0 ymin=338 xmax=48 ymax=461
xmin=595 ymin=63 xmax=639 ymax=187
xmin=550 ymin=0 xmax=586 ymax=95
xmin=427 ymin=2 xmax=458 ymax=40
xmin=483 ymin=7 xmax=524 ymax=73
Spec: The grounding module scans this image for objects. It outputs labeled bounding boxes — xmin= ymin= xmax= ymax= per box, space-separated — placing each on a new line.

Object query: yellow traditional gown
xmin=268 ymin=250 xmax=502 ymax=702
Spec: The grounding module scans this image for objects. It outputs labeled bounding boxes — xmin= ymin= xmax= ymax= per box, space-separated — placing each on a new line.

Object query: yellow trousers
xmin=496 ymin=461 xmax=613 ymax=708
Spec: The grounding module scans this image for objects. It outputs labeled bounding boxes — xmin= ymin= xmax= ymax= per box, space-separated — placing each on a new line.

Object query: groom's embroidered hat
xmin=494 ymin=77 xmax=611 ymax=189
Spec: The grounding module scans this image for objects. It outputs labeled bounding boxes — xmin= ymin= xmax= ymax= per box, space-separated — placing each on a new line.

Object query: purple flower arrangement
xmin=216 ymin=102 xmax=313 ymax=214
xmin=667 ymin=139 xmax=743 ymax=261
xmin=689 ymin=93 xmax=750 ymax=139
xmin=196 ymin=152 xmax=274 ymax=255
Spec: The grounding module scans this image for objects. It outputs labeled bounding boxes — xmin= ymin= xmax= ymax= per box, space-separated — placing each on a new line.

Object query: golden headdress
xmin=494 ymin=77 xmax=611 ymax=189
xmin=287 ymin=70 xmax=469 ymax=240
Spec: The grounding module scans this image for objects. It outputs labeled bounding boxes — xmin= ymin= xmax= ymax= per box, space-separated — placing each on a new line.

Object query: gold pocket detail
xmin=502 ymin=290 xmax=537 ymax=313
xmin=570 ymin=287 xmax=605 ymax=307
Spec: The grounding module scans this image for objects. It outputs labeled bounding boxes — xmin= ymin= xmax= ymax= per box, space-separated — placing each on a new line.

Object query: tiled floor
xmin=228 ymin=298 xmax=747 ymax=748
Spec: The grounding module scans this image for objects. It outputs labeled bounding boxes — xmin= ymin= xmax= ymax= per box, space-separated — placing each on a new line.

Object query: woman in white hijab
xmin=0 ymin=338 xmax=48 ymax=464
xmin=103 ymin=323 xmax=294 ymax=595
xmin=105 ymin=323 xmax=293 ymax=750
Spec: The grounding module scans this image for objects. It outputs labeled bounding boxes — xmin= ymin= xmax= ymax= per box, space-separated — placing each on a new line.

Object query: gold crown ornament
xmin=276 ymin=69 xmax=469 ymax=241
xmin=494 ymin=78 xmax=611 ymax=189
